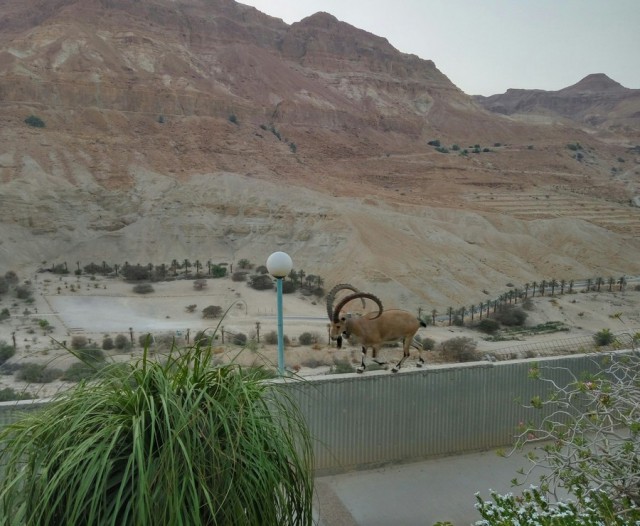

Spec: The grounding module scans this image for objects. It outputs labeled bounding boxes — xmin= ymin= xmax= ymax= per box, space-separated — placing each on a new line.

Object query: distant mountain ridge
xmin=0 ymin=0 xmax=639 ymax=307
xmin=473 ymin=74 xmax=640 ymax=132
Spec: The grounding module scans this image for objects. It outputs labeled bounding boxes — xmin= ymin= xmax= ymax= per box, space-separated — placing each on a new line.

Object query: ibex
xmin=327 ymin=288 xmax=427 ymax=373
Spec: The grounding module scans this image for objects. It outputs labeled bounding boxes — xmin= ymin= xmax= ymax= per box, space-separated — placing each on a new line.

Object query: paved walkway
xmin=313 ymin=445 xmax=556 ymax=526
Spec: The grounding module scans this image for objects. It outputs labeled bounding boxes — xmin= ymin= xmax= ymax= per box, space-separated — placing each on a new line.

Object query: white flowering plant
xmin=475 ymin=486 xmax=640 ymax=525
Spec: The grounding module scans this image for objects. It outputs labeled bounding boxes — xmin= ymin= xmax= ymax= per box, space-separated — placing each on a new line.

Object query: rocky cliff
xmin=0 ymin=0 xmax=639 ymax=309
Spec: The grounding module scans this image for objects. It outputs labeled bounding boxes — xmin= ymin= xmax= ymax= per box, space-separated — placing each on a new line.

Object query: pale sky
xmin=239 ymin=0 xmax=640 ymax=96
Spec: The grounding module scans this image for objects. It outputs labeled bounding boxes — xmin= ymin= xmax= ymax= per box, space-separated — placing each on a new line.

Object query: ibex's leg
xmin=371 ymin=347 xmax=387 ymax=366
xmin=356 ymin=346 xmax=367 ymax=374
xmin=391 ymin=339 xmax=411 ymax=373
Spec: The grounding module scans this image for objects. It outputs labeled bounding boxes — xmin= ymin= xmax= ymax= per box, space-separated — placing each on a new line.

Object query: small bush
xmin=494 ymin=306 xmax=527 ymax=326
xmin=0 ymin=308 xmax=10 ymax=321
xmin=202 ymin=305 xmax=223 ymax=319
xmin=74 ymin=347 xmax=105 ymax=363
xmin=231 ymin=271 xmax=248 ymax=282
xmin=248 ymin=274 xmax=274 ymax=291
xmin=114 ymin=334 xmax=129 ymax=350
xmin=17 ymin=363 xmax=63 ymax=383
xmin=594 ymin=328 xmax=614 ymax=346
xmin=282 ymin=281 xmax=296 ymax=294
xmin=0 ymin=341 xmax=15 ymax=365
xmin=232 ymin=333 xmax=247 ymax=346
xmin=71 ymin=335 xmax=88 ymax=350
xmin=133 ymin=283 xmax=154 ymax=294
xmin=298 ymin=332 xmax=320 ymax=346
xmin=0 ymin=387 xmax=34 ymax=401
xmin=264 ymin=330 xmax=290 ymax=346
xmin=62 ymin=362 xmax=100 ymax=382
xmin=421 ymin=337 xmax=436 ymax=351
xmin=102 ymin=337 xmax=114 ymax=350
xmin=193 ymin=279 xmax=207 ymax=291
xmin=24 ymin=115 xmax=45 ymax=128
xmin=477 ymin=318 xmax=500 ymax=334
xmin=440 ymin=337 xmax=479 ymax=363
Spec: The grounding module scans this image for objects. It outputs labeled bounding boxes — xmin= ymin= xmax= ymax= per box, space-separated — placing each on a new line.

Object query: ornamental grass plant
xmin=0 ymin=344 xmax=314 ymax=525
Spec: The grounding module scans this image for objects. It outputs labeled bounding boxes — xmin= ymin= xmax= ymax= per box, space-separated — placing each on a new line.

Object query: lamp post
xmin=266 ymin=251 xmax=293 ymax=376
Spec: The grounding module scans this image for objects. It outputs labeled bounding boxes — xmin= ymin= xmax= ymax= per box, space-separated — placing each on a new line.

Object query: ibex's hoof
xmin=416 ymin=362 xmax=423 ymax=368
xmin=391 ymin=367 xmax=399 ymax=373
xmin=356 ymin=367 xmax=365 ymax=374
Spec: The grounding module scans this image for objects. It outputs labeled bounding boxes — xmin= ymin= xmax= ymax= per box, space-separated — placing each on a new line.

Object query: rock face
xmin=0 ymin=0 xmax=639 ymax=309
xmin=473 ymin=74 xmax=640 ymax=133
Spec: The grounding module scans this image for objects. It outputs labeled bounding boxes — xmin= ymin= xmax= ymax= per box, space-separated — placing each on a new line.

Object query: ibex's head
xmin=326 ymin=284 xmax=360 ymax=348
xmin=330 ymin=292 xmax=383 ymax=349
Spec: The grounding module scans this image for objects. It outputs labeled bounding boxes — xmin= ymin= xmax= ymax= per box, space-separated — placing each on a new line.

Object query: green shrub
xmin=74 ymin=347 xmax=105 ymax=363
xmin=427 ymin=139 xmax=441 ymax=147
xmin=421 ymin=337 xmax=436 ymax=351
xmin=0 ymin=341 xmax=15 ymax=364
xmin=133 ymin=283 xmax=154 ymax=294
xmin=248 ymin=274 xmax=273 ymax=291
xmin=114 ymin=334 xmax=129 ymax=350
xmin=0 ymin=349 xmax=314 ymax=525
xmin=494 ymin=306 xmax=527 ymax=326
xmin=202 ymin=305 xmax=223 ymax=319
xmin=477 ymin=318 xmax=500 ymax=334
xmin=232 ymin=332 xmax=247 ymax=346
xmin=0 ymin=308 xmax=10 ymax=321
xmin=228 ymin=114 xmax=238 ymax=124
xmin=102 ymin=337 xmax=114 ymax=350
xmin=594 ymin=328 xmax=614 ymax=346
xmin=17 ymin=363 xmax=63 ymax=383
xmin=264 ymin=330 xmax=290 ymax=346
xmin=24 ymin=115 xmax=45 ymax=128
xmin=440 ymin=337 xmax=479 ymax=362
xmin=298 ymin=332 xmax=320 ymax=346
xmin=0 ymin=387 xmax=33 ymax=401
xmin=71 ymin=335 xmax=88 ymax=350
xmin=62 ymin=362 xmax=101 ymax=382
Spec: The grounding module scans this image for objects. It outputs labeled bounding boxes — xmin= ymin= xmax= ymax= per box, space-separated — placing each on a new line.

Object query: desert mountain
xmin=473 ymin=73 xmax=640 ymax=134
xmin=0 ymin=0 xmax=639 ymax=311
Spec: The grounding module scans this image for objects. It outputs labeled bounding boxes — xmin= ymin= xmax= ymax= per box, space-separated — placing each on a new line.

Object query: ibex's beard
xmin=336 ymin=336 xmax=342 ymax=349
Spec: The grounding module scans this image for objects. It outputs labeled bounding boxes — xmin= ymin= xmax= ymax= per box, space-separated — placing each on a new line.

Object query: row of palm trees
xmin=422 ymin=276 xmax=629 ymax=326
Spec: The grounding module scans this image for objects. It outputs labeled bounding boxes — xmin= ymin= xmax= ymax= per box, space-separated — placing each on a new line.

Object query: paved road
xmin=313 ymin=444 xmax=564 ymax=526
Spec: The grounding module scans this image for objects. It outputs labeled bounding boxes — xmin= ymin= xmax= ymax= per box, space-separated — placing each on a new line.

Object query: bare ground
xmin=0 ymin=273 xmax=638 ymax=399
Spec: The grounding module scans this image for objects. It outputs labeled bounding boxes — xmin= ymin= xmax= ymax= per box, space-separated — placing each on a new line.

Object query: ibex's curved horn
xmin=333 ymin=292 xmax=383 ymax=322
xmin=326 ymin=283 xmax=360 ymax=320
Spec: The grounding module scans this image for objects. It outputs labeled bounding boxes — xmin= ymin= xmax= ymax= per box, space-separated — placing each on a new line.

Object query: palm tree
xmin=195 ymin=260 xmax=201 ymax=277
xmin=608 ymin=277 xmax=615 ymax=292
xmin=568 ymin=280 xmax=574 ymax=293
xmin=586 ymin=278 xmax=593 ymax=292
xmin=431 ymin=309 xmax=438 ymax=325
xmin=447 ymin=307 xmax=453 ymax=326
xmin=596 ymin=277 xmax=603 ymax=292
xmin=531 ymin=281 xmax=538 ymax=297
xmin=539 ymin=280 xmax=547 ymax=296
xmin=560 ymin=279 xmax=566 ymax=294
xmin=183 ymin=259 xmax=191 ymax=277
xmin=618 ymin=276 xmax=626 ymax=291
xmin=550 ymin=279 xmax=558 ymax=296
xmin=469 ymin=305 xmax=475 ymax=322
xmin=288 ymin=269 xmax=298 ymax=286
xmin=478 ymin=302 xmax=484 ymax=320
xmin=523 ymin=283 xmax=530 ymax=299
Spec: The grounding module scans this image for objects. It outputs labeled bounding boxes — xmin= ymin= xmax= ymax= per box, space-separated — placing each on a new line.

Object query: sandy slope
xmin=0 ymin=273 xmax=638 ymax=399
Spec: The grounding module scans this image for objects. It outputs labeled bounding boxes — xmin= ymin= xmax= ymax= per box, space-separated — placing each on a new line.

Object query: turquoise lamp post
xmin=266 ymin=251 xmax=293 ymax=376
